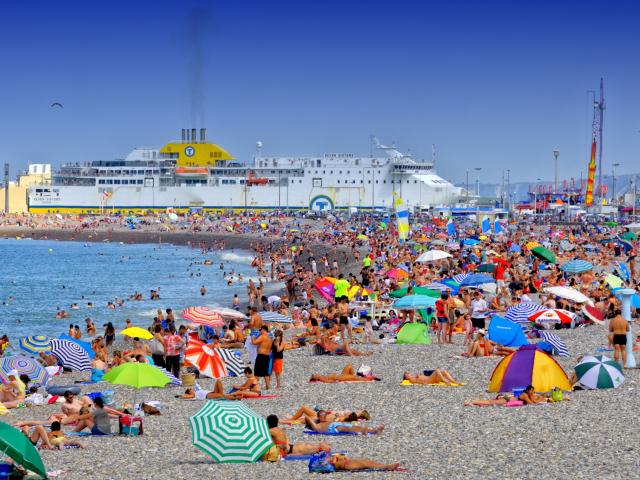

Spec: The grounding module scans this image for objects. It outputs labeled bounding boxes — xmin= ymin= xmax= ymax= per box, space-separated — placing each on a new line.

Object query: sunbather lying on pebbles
xmin=177 ymin=379 xmax=244 ymax=400
xmin=329 ymin=453 xmax=400 ymax=471
xmin=267 ymin=415 xmax=331 ymax=456
xmin=402 ymin=370 xmax=461 ymax=386
xmin=464 ymin=393 xmax=513 ymax=406
xmin=310 ymin=364 xmax=378 ymax=383
xmin=303 ymin=414 xmax=384 ymax=435
xmin=281 ymin=406 xmax=370 ymax=424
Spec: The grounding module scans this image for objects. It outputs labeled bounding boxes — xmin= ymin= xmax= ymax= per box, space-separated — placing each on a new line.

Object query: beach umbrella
xmin=604 ymin=221 xmax=619 ymax=227
xmin=103 ymin=362 xmax=171 ymax=389
xmin=504 ymin=302 xmax=546 ymax=327
xmin=182 ymin=307 xmax=224 ymax=328
xmin=18 ymin=335 xmax=52 ymax=355
xmin=611 ymin=289 xmax=640 ymax=309
xmin=582 ymin=304 xmax=605 ymax=325
xmin=452 ymin=273 xmax=468 ymax=284
xmin=605 ymin=274 xmax=624 ymax=289
xmin=386 ymin=268 xmax=409 ymax=279
xmin=416 ymin=249 xmax=452 ymax=262
xmin=389 ymin=287 xmax=440 ymax=299
xmin=544 ymin=286 xmax=592 ymax=304
xmin=209 ymin=308 xmax=247 ymax=320
xmin=59 ymin=334 xmax=95 ymax=359
xmin=393 ymin=294 xmax=437 ymax=310
xmin=120 ymin=327 xmax=153 ymax=340
xmin=185 ymin=340 xmax=228 ymax=379
xmin=531 ymin=246 xmax=556 ymax=264
xmin=259 ymin=311 xmax=293 ymax=324
xmin=487 ymin=316 xmax=529 ymax=347
xmin=509 ymin=243 xmax=522 ymax=253
xmin=613 ymin=261 xmax=630 ymax=282
xmin=488 ymin=345 xmax=571 ymax=393
xmin=154 ymin=366 xmax=181 ymax=386
xmin=214 ymin=349 xmax=244 ymax=377
xmin=539 ymin=331 xmax=569 ymax=357
xmin=462 ymin=238 xmax=481 ymax=247
xmin=559 ymin=240 xmax=574 ymax=251
xmin=625 ymin=222 xmax=640 ymax=231
xmin=0 ymin=356 xmax=49 ymax=387
xmin=459 ymin=273 xmax=494 ymax=287
xmin=50 ymin=339 xmax=91 ymax=372
xmin=423 ymin=282 xmax=449 ymax=292
xmin=476 ymin=263 xmax=495 ymax=273
xmin=574 ymin=355 xmax=624 ymax=389
xmin=529 ymin=309 xmax=575 ymax=328
xmin=560 ymin=259 xmax=593 ymax=274
xmin=0 ymin=422 xmax=48 ymax=479
xmin=190 ymin=400 xmax=273 ymax=463
xmin=525 ymin=241 xmax=541 ymax=250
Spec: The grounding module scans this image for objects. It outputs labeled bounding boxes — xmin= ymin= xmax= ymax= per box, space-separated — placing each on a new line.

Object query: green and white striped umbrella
xmin=574 ymin=355 xmax=625 ymax=389
xmin=190 ymin=401 xmax=273 ymax=463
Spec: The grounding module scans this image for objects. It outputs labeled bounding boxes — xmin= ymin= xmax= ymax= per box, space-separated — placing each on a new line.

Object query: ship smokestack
xmin=191 ymin=128 xmax=197 ymax=143
xmin=181 ymin=129 xmax=186 ymax=143
xmin=200 ymin=128 xmax=206 ymax=143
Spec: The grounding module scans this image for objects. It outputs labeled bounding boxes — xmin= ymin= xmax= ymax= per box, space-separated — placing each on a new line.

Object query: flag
xmin=394 ymin=194 xmax=409 ymax=242
xmin=585 ymin=137 xmax=597 ymax=207
xmin=481 ymin=216 xmax=491 ymax=233
xmin=102 ymin=191 xmax=113 ymax=200
xmin=494 ymin=218 xmax=503 ymax=234
xmin=446 ymin=217 xmax=456 ymax=238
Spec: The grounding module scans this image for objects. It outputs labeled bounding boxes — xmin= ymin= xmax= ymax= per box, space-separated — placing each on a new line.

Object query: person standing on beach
xmin=150 ymin=325 xmax=165 ymax=368
xmin=252 ymin=326 xmax=273 ymax=390
xmin=163 ymin=325 xmax=184 ymax=378
xmin=271 ymin=329 xmax=285 ymax=389
xmin=245 ymin=307 xmax=263 ymax=363
xmin=609 ymin=310 xmax=628 ymax=367
xmin=333 ymin=274 xmax=350 ymax=303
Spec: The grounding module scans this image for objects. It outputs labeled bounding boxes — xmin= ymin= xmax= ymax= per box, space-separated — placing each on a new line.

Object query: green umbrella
xmin=190 ymin=401 xmax=273 ymax=463
xmin=103 ymin=362 xmax=170 ymax=388
xmin=531 ymin=246 xmax=556 ymax=264
xmin=604 ymin=221 xmax=619 ymax=227
xmin=0 ymin=422 xmax=48 ymax=479
xmin=604 ymin=274 xmax=624 ymax=289
xmin=389 ymin=287 xmax=441 ymax=298
xmin=574 ymin=355 xmax=624 ymax=389
xmin=477 ymin=263 xmax=495 ymax=273
xmin=621 ymin=231 xmax=637 ymax=241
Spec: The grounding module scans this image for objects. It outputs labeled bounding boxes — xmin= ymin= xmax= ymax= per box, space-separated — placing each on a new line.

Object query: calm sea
xmin=0 ymin=238 xmax=260 ymax=339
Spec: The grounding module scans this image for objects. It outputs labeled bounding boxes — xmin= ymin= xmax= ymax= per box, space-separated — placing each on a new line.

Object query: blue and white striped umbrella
xmin=50 ymin=339 xmax=91 ymax=372
xmin=18 ymin=335 xmax=52 ymax=355
xmin=423 ymin=282 xmax=449 ymax=292
xmin=393 ymin=294 xmax=437 ymax=310
xmin=259 ymin=312 xmax=292 ymax=324
xmin=540 ymin=331 xmax=569 ymax=357
xmin=614 ymin=261 xmax=630 ymax=282
xmin=155 ymin=366 xmax=181 ymax=386
xmin=452 ymin=273 xmax=469 ymax=284
xmin=505 ymin=302 xmax=546 ymax=327
xmin=460 ymin=273 xmax=494 ymax=287
xmin=215 ymin=348 xmax=244 ymax=377
xmin=560 ymin=259 xmax=593 ymax=274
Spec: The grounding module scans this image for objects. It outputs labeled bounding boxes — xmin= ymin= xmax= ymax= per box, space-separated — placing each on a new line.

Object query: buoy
xmin=48 ymin=248 xmax=53 ymax=252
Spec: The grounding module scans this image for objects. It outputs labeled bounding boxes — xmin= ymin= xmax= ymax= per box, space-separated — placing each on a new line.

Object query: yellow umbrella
xmin=120 ymin=327 xmax=153 ymax=340
xmin=526 ymin=241 xmax=541 ymax=250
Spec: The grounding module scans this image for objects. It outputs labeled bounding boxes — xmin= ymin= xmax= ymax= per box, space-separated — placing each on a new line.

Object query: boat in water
xmin=28 ymin=129 xmax=465 ymax=214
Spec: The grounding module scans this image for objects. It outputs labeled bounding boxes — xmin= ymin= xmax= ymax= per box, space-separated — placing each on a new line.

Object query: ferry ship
xmin=28 ymin=129 xmax=465 ymax=214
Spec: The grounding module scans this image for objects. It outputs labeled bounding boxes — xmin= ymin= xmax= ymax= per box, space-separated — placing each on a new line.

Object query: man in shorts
xmin=470 ymin=291 xmax=488 ymax=331
xmin=336 ymin=296 xmax=353 ymax=342
xmin=435 ymin=293 xmax=449 ymax=344
xmin=609 ymin=310 xmax=628 ymax=366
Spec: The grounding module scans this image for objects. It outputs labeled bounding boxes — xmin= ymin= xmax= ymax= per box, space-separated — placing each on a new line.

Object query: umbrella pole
xmin=619 ymin=289 xmax=637 ymax=368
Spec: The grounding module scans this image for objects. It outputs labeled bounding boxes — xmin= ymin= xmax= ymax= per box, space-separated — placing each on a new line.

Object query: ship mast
xmin=596 ymin=78 xmax=605 ymax=199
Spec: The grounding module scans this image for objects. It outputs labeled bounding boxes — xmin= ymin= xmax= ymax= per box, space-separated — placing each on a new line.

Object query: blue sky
xmin=0 ymin=0 xmax=639 ymax=183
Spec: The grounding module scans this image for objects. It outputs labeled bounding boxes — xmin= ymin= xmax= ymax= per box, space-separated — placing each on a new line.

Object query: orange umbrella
xmin=185 ymin=339 xmax=228 ymax=378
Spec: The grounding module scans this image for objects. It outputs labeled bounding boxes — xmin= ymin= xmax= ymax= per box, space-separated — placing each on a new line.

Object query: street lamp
xmin=612 ymin=162 xmax=620 ymax=205
xmin=534 ymin=177 xmax=542 ymax=223
xmin=553 ymin=149 xmax=560 ymax=194
xmin=474 ymin=167 xmax=482 ymax=197
xmin=465 ymin=169 xmax=469 ymax=204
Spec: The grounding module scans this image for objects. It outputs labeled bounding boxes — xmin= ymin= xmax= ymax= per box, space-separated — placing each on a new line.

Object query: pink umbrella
xmin=182 ymin=306 xmax=224 ymax=328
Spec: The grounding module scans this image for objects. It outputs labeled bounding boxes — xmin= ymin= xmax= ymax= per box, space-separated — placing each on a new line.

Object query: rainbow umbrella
xmin=185 ymin=340 xmax=228 ymax=379
xmin=182 ymin=306 xmax=225 ymax=328
xmin=386 ymin=268 xmax=409 ymax=279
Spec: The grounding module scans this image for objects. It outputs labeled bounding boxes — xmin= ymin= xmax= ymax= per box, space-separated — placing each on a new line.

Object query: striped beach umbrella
xmin=452 ymin=273 xmax=468 ymax=284
xmin=459 ymin=273 xmax=494 ymax=287
xmin=539 ymin=331 xmax=569 ymax=357
xmin=0 ymin=356 xmax=49 ymax=387
xmin=574 ymin=355 xmax=624 ymax=389
xmin=18 ymin=336 xmax=52 ymax=355
xmin=190 ymin=401 xmax=273 ymax=463
xmin=50 ymin=339 xmax=91 ymax=372
xmin=423 ymin=282 xmax=449 ymax=292
xmin=155 ymin=366 xmax=181 ymax=386
xmin=560 ymin=259 xmax=593 ymax=274
xmin=185 ymin=340 xmax=228 ymax=379
xmin=215 ymin=349 xmax=244 ymax=377
xmin=259 ymin=311 xmax=293 ymax=324
xmin=182 ymin=306 xmax=225 ymax=328
xmin=529 ymin=309 xmax=575 ymax=328
xmin=505 ymin=302 xmax=547 ymax=327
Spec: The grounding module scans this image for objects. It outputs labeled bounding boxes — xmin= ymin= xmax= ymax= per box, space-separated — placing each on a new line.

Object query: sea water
xmin=0 ymin=238 xmax=261 ymax=339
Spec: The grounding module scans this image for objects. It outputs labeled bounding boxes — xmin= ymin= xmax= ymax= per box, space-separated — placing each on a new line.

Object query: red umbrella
xmin=529 ymin=309 xmax=574 ymax=326
xmin=182 ymin=306 xmax=224 ymax=327
xmin=582 ymin=305 xmax=605 ymax=325
xmin=185 ymin=339 xmax=228 ymax=378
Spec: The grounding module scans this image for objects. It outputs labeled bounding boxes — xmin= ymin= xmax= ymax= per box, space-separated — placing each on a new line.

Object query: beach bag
xmin=308 ymin=451 xmax=335 ymax=473
xmin=149 ymin=338 xmax=164 ymax=355
xmin=551 ymin=387 xmax=563 ymax=402
xmin=261 ymin=444 xmax=281 ymax=462
xmin=119 ymin=415 xmax=143 ymax=436
xmin=357 ymin=365 xmax=372 ymax=377
xmin=181 ymin=372 xmax=196 ymax=386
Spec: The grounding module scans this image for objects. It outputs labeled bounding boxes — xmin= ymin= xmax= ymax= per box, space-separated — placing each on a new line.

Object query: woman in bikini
xmin=282 ymin=406 xmax=370 ymax=424
xmin=402 ymin=370 xmax=461 ymax=386
xmin=178 ymin=379 xmax=244 ymax=400
xmin=310 ymin=364 xmax=375 ymax=383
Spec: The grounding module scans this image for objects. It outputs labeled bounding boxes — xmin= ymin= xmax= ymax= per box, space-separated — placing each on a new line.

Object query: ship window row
xmin=308 ymin=170 xmax=381 ymax=175
xmin=98 ymin=179 xmax=144 ymax=185
xmin=95 ymin=170 xmax=158 ymax=175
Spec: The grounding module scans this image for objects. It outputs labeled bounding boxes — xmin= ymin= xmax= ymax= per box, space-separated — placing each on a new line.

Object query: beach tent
xmin=487 ymin=316 xmax=528 ymax=347
xmin=488 ymin=345 xmax=571 ymax=393
xmin=396 ymin=322 xmax=431 ymax=345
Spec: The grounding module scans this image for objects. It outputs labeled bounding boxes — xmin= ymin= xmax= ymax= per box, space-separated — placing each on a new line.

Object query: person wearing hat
xmin=0 ymin=370 xmax=27 ymax=408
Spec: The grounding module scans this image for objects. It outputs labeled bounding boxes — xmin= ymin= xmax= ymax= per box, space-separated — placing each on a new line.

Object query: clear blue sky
xmin=1 ymin=0 xmax=639 ymax=183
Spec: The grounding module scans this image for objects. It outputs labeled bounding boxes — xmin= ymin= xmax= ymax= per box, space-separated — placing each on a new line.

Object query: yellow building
xmin=0 ymin=164 xmax=51 ymax=213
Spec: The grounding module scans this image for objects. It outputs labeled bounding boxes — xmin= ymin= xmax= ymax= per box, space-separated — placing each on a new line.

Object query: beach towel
xmin=65 ymin=431 xmax=116 ymax=437
xmin=399 ymin=380 xmax=465 ymax=387
xmin=304 ymin=430 xmax=358 ymax=436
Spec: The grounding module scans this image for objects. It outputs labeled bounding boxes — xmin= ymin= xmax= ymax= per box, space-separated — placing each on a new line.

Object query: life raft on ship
xmin=175 ymin=167 xmax=209 ymax=178
xmin=246 ymin=173 xmax=269 ymax=186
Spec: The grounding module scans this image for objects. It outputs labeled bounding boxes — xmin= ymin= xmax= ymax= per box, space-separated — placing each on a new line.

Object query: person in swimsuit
xmin=228 ymin=367 xmax=261 ymax=398
xmin=282 ymin=406 xmax=370 ymax=424
xmin=317 ymin=334 xmax=373 ymax=356
xmin=464 ymin=393 xmax=513 ymax=407
xmin=518 ymin=385 xmax=554 ymax=404
xmin=178 ymin=379 xmax=243 ymax=400
xmin=609 ymin=310 xmax=628 ymax=366
xmin=310 ymin=364 xmax=376 ymax=383
xmin=16 ymin=422 xmax=53 ymax=449
xmin=271 ymin=329 xmax=285 ymax=389
xmin=402 ymin=369 xmax=461 ymax=386
xmin=329 ymin=453 xmax=400 ymax=472
xmin=0 ymin=371 xmax=26 ymax=408
xmin=303 ymin=412 xmax=384 ymax=435
xmin=252 ymin=325 xmax=273 ymax=390
xmin=266 ymin=415 xmax=331 ymax=457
